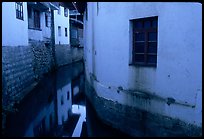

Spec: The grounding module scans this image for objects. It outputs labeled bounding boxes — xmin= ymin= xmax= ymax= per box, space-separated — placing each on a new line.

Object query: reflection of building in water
xmin=71 ymin=104 xmax=86 ymax=137
xmin=24 ymin=100 xmax=56 ymax=136
xmin=57 ymin=82 xmax=72 ymax=125
xmin=72 ymin=73 xmax=85 ymax=102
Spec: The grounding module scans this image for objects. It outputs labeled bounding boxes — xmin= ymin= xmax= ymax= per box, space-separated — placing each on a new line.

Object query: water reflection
xmin=4 ymin=62 xmax=85 ymax=137
xmin=3 ymin=62 xmax=128 ymax=137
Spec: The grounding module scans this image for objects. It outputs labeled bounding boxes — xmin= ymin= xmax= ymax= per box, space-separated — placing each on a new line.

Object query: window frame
xmin=132 ymin=16 xmax=158 ymax=67
xmin=34 ymin=9 xmax=41 ymax=29
xmin=64 ymin=7 xmax=68 ymax=17
xmin=15 ymin=2 xmax=24 ymax=20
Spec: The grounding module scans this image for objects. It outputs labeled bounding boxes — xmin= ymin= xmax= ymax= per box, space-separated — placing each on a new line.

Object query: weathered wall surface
xmin=2 ymin=42 xmax=55 ymax=109
xmin=85 ymin=79 xmax=202 ymax=137
xmin=55 ymin=45 xmax=84 ymax=67
xmin=2 ymin=43 xmax=84 ymax=111
xmin=2 ymin=46 xmax=36 ymax=108
xmin=31 ymin=41 xmax=55 ymax=80
xmin=83 ymin=2 xmax=202 ymax=130
xmin=55 ymin=45 xmax=72 ymax=67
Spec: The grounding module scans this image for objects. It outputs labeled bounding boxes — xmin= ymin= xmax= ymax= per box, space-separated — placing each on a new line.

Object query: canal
xmin=3 ymin=61 xmax=129 ymax=137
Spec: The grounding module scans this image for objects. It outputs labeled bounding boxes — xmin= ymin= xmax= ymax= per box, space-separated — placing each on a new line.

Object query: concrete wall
xmin=84 ymin=2 xmax=202 ymax=131
xmin=2 ymin=2 xmax=28 ymax=46
xmin=54 ymin=6 xmax=70 ymax=45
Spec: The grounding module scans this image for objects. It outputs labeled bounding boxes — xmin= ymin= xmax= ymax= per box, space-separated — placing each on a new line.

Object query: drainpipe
xmin=51 ymin=9 xmax=57 ymax=69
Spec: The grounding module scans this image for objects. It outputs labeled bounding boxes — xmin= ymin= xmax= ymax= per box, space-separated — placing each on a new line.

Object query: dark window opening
xmin=16 ymin=2 xmax=23 ymax=20
xmin=58 ymin=8 xmax=61 ymax=15
xmin=45 ymin=14 xmax=48 ymax=27
xmin=67 ymin=91 xmax=69 ymax=100
xmin=132 ymin=16 xmax=158 ymax=67
xmin=61 ymin=95 xmax=64 ymax=105
xmin=28 ymin=6 xmax=32 ymax=19
xmin=58 ymin=26 xmax=61 ymax=36
xmin=64 ymin=8 xmax=68 ymax=17
xmin=34 ymin=10 xmax=40 ymax=29
xmin=65 ymin=28 xmax=68 ymax=37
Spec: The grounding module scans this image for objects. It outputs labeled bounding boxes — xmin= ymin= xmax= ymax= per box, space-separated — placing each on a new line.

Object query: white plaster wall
xmin=2 ymin=2 xmax=28 ymax=46
xmin=84 ymin=2 xmax=202 ymax=126
xmin=54 ymin=6 xmax=70 ymax=45
xmin=28 ymin=29 xmax=43 ymax=41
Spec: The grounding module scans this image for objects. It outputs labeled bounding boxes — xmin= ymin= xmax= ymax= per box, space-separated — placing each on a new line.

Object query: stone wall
xmin=85 ymin=79 xmax=202 ymax=137
xmin=2 ymin=43 xmax=83 ymax=131
xmin=55 ymin=45 xmax=83 ymax=67
xmin=2 ymin=41 xmax=55 ymax=109
xmin=31 ymin=41 xmax=55 ymax=80
xmin=2 ymin=46 xmax=36 ymax=109
xmin=55 ymin=44 xmax=72 ymax=67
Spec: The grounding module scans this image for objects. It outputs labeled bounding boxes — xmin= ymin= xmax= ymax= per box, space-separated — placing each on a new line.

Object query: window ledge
xmin=28 ymin=27 xmax=42 ymax=31
xmin=129 ymin=63 xmax=157 ymax=68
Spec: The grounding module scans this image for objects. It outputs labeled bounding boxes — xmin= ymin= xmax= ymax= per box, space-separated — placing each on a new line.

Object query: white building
xmin=54 ymin=3 xmax=70 ymax=45
xmin=2 ymin=2 xmax=59 ymax=46
xmin=2 ymin=2 xmax=29 ymax=46
xmin=27 ymin=2 xmax=58 ymax=44
xmin=83 ymin=2 xmax=202 ymax=136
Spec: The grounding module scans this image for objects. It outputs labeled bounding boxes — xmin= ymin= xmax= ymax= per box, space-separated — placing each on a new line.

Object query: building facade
xmin=2 ymin=2 xmax=29 ymax=46
xmin=83 ymin=2 xmax=202 ymax=136
xmin=54 ymin=3 xmax=70 ymax=45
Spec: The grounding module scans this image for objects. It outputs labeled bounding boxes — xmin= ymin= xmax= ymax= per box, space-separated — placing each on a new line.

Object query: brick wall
xmin=2 ymin=46 xmax=35 ymax=108
xmin=85 ymin=79 xmax=202 ymax=137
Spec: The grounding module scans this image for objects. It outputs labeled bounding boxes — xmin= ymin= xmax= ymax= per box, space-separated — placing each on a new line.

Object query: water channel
xmin=3 ymin=61 xmax=129 ymax=137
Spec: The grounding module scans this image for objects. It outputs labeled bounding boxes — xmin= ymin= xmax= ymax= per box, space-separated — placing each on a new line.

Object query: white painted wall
xmin=2 ymin=2 xmax=28 ymax=46
xmin=54 ymin=6 xmax=70 ymax=45
xmin=84 ymin=2 xmax=202 ymax=126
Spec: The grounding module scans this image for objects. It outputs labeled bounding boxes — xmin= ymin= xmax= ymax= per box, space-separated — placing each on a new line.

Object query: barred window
xmin=15 ymin=2 xmax=23 ymax=20
xmin=132 ymin=16 xmax=158 ymax=67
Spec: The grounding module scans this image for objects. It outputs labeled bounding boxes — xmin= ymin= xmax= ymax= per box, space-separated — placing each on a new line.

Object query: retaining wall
xmin=55 ymin=45 xmax=83 ymax=67
xmin=85 ymin=79 xmax=202 ymax=137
